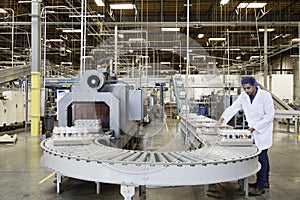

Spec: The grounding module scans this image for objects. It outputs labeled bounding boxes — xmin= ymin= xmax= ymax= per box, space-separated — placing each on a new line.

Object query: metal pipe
xmin=0 ymin=21 xmax=300 ymax=27
xmin=43 ymin=10 xmax=47 ymax=88
xmin=80 ymin=0 xmax=84 ymax=77
xmin=264 ymin=26 xmax=268 ymax=88
xmin=83 ymin=0 xmax=87 ymax=73
xmin=185 ymin=0 xmax=190 ymax=145
xmin=114 ymin=25 xmax=118 ymax=75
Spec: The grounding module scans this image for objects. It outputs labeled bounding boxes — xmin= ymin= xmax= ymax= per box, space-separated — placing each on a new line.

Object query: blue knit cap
xmin=241 ymin=76 xmax=257 ymax=86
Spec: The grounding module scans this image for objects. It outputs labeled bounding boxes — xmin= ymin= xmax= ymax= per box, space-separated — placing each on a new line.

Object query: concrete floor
xmin=0 ymin=121 xmax=300 ymax=200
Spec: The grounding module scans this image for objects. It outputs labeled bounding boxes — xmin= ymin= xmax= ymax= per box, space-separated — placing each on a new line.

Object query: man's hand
xmin=214 ymin=118 xmax=224 ymax=130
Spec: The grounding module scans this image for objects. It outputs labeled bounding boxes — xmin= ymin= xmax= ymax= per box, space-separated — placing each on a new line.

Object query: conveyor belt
xmin=41 ymin=115 xmax=260 ymax=199
xmin=42 ymin=138 xmax=258 ymax=165
xmin=0 ymin=65 xmax=31 ymax=84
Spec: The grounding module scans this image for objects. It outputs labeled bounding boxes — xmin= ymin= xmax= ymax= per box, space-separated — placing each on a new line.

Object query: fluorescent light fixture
xmin=250 ymin=56 xmax=263 ymax=60
xmin=291 ymin=38 xmax=300 ymax=42
xmin=66 ymin=49 xmax=72 ymax=53
xmin=61 ymin=62 xmax=72 ymax=65
xmin=94 ymin=0 xmax=105 ymax=6
xmin=62 ymin=29 xmax=81 ymax=33
xmin=247 ymin=3 xmax=267 ymax=8
xmin=208 ymin=62 xmax=218 ymax=65
xmin=69 ymin=14 xmax=105 ymax=18
xmin=46 ymin=39 xmax=64 ymax=42
xmin=220 ymin=0 xmax=230 ymax=5
xmin=110 ymin=4 xmax=135 ymax=9
xmin=0 ymin=8 xmax=8 ymax=13
xmin=229 ymin=48 xmax=241 ymax=51
xmin=128 ymin=38 xmax=145 ymax=42
xmin=282 ymin=34 xmax=291 ymax=38
xmin=160 ymin=70 xmax=169 ymax=74
xmin=197 ymin=33 xmax=204 ymax=38
xmin=258 ymin=28 xmax=275 ymax=32
xmin=161 ymin=28 xmax=180 ymax=32
xmin=208 ymin=38 xmax=226 ymax=42
xmin=237 ymin=3 xmax=249 ymax=8
xmin=160 ymin=62 xmax=171 ymax=65
xmin=237 ymin=3 xmax=267 ymax=9
xmin=160 ymin=48 xmax=174 ymax=52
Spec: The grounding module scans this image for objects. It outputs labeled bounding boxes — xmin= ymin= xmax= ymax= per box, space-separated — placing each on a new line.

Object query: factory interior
xmin=0 ymin=0 xmax=300 ymax=199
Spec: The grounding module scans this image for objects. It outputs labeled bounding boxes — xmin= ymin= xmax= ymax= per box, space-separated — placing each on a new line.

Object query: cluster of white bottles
xmin=52 ymin=126 xmax=89 ymax=140
xmin=218 ymin=129 xmax=253 ymax=145
xmin=74 ymin=119 xmax=102 ymax=133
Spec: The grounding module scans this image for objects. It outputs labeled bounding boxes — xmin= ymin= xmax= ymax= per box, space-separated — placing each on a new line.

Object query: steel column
xmin=31 ymin=0 xmax=41 ymax=136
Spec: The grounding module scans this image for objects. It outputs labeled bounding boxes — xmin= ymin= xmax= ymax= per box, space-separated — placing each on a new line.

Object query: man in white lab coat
xmin=215 ymin=76 xmax=274 ymax=196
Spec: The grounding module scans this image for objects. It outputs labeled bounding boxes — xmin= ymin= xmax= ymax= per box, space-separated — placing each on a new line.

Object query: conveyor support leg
xmin=95 ymin=182 xmax=100 ymax=194
xmin=295 ymin=119 xmax=299 ymax=133
xmin=56 ymin=173 xmax=62 ymax=194
xmin=238 ymin=177 xmax=249 ymax=197
xmin=120 ymin=184 xmax=135 ymax=200
xmin=287 ymin=119 xmax=290 ymax=132
xmin=204 ymin=184 xmax=209 ymax=196
xmin=139 ymin=185 xmax=146 ymax=200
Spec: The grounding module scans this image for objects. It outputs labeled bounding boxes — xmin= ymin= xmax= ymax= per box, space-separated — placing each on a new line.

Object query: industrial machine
xmin=56 ymin=69 xmax=146 ymax=148
xmin=0 ymin=91 xmax=26 ymax=130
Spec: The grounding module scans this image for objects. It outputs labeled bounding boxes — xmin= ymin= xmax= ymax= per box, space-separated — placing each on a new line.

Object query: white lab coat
xmin=221 ymin=87 xmax=275 ymax=150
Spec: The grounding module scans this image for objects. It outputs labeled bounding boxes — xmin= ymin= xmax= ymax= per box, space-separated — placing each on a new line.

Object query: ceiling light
xmin=0 ymin=8 xmax=8 ymax=13
xmin=161 ymin=28 xmax=180 ymax=32
xmin=247 ymin=3 xmax=267 ymax=8
xmin=291 ymin=38 xmax=300 ymax=43
xmin=128 ymin=38 xmax=145 ymax=43
xmin=220 ymin=0 xmax=230 ymax=5
xmin=258 ymin=28 xmax=275 ymax=32
xmin=237 ymin=3 xmax=267 ymax=9
xmin=197 ymin=34 xmax=204 ymax=39
xmin=208 ymin=38 xmax=226 ymax=42
xmin=160 ymin=48 xmax=174 ymax=52
xmin=110 ymin=4 xmax=135 ymax=10
xmin=237 ymin=3 xmax=249 ymax=8
xmin=208 ymin=62 xmax=218 ymax=65
xmin=229 ymin=48 xmax=241 ymax=51
xmin=250 ymin=56 xmax=263 ymax=60
xmin=192 ymin=55 xmax=206 ymax=60
xmin=94 ymin=0 xmax=105 ymax=6
xmin=46 ymin=39 xmax=64 ymax=42
xmin=282 ymin=34 xmax=291 ymax=38
xmin=62 ymin=29 xmax=81 ymax=33
xmin=160 ymin=62 xmax=171 ymax=65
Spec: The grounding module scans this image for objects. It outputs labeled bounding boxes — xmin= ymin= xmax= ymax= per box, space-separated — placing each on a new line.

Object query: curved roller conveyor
xmin=41 ymin=114 xmax=260 ymax=199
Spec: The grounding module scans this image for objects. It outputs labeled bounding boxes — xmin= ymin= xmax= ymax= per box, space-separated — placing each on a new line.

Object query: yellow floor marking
xmin=165 ymin=121 xmax=169 ymax=132
xmin=39 ymin=172 xmax=55 ymax=184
